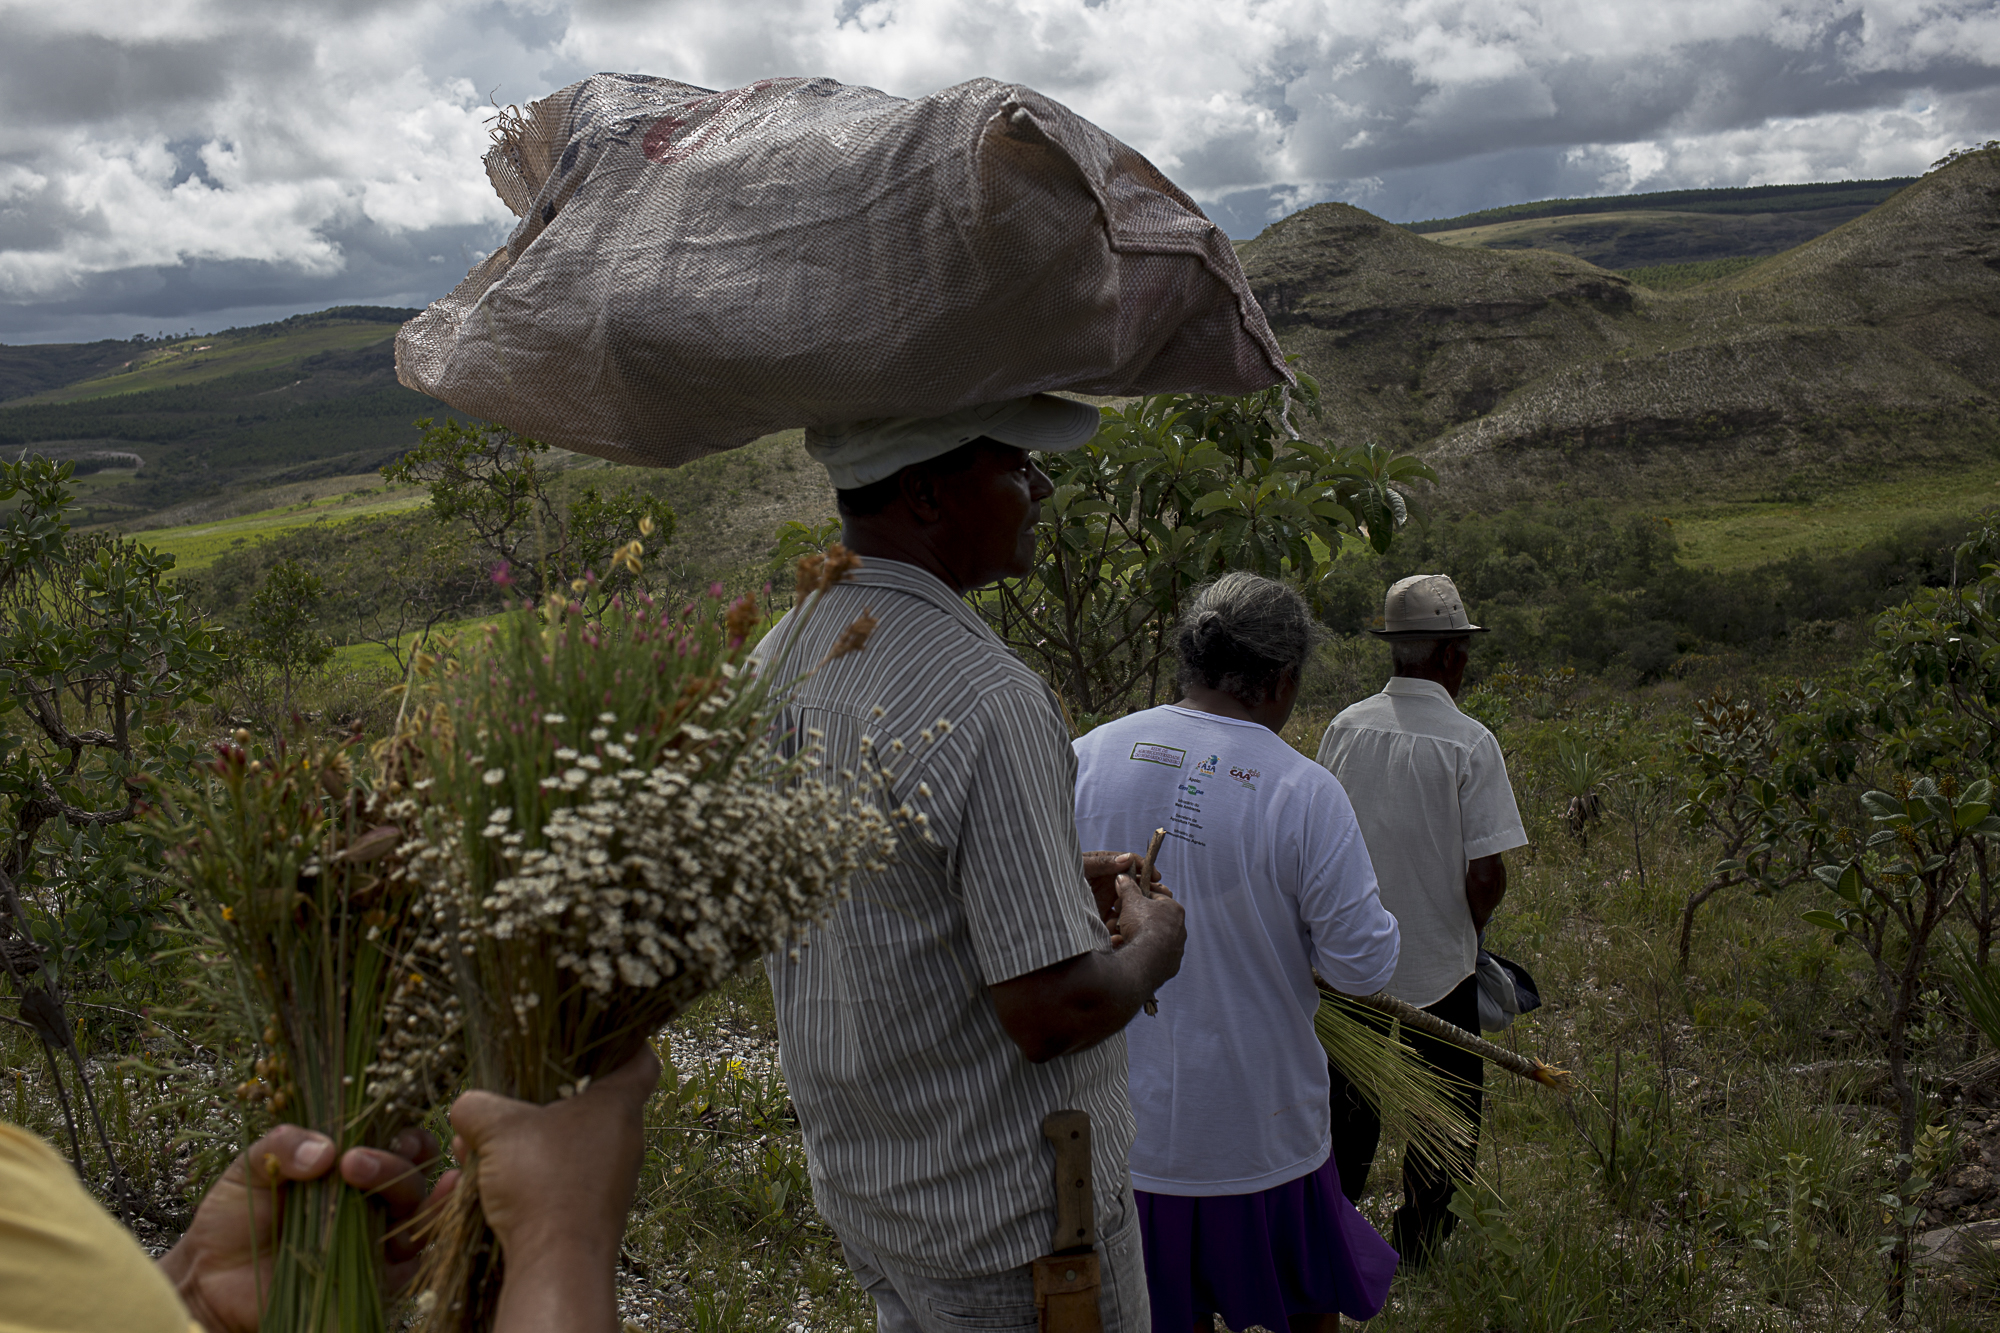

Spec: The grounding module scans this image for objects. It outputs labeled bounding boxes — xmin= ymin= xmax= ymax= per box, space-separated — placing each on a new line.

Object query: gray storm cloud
xmin=0 ymin=0 xmax=1995 ymax=341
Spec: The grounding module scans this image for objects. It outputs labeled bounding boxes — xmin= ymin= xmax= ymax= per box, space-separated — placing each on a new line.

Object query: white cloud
xmin=0 ymin=0 xmax=1994 ymax=336
xmin=0 ymin=2 xmax=517 ymax=301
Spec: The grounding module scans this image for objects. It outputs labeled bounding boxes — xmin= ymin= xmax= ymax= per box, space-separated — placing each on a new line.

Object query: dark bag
xmin=1475 ymin=949 xmax=1543 ymax=1033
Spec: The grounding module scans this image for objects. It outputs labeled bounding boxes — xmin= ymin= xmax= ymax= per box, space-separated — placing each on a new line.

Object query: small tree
xmin=1674 ymin=692 xmax=1829 ymax=968
xmin=339 ymin=515 xmax=489 ymax=674
xmin=1803 ymin=775 xmax=1997 ymax=1320
xmin=245 ymin=558 xmax=333 ymax=711
xmin=0 ymin=457 xmax=220 ymax=1199
xmin=385 ymin=418 xmax=675 ymax=600
xmin=1599 ymin=763 xmax=1676 ymax=894
xmin=978 ymin=375 xmax=1433 ymax=724
xmin=1871 ymin=519 xmax=2000 ymax=967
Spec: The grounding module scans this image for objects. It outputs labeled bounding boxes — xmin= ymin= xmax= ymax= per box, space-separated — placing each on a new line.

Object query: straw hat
xmin=1370 ymin=574 xmax=1487 ymax=639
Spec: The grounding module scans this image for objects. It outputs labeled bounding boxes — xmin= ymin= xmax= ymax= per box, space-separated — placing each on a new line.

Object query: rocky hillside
xmin=1239 ymin=150 xmax=2000 ymax=508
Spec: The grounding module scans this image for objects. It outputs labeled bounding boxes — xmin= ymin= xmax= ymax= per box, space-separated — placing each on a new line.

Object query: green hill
xmin=1238 ymin=148 xmax=2000 ymax=509
xmin=1404 ymin=178 xmax=1913 ymax=232
xmin=1406 ymin=180 xmax=1916 ymax=275
xmin=1420 ymin=205 xmax=1881 ymax=272
xmin=0 ymin=309 xmax=447 ymax=520
xmin=0 ymin=339 xmax=145 ymax=402
xmin=3 ymin=168 xmax=1989 ymax=542
xmin=0 ymin=306 xmax=419 ymax=404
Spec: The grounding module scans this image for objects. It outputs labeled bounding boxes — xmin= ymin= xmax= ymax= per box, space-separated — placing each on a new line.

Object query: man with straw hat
xmin=758 ymin=395 xmax=1187 ymax=1332
xmin=1315 ymin=574 xmax=1528 ymax=1267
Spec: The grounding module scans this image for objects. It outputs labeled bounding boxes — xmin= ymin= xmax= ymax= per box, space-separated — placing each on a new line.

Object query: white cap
xmin=1372 ymin=573 xmax=1486 ymax=638
xmin=804 ymin=394 xmax=1100 ymax=489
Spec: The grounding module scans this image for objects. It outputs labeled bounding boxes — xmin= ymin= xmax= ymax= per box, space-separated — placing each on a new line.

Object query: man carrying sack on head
xmin=755 ymin=395 xmax=1187 ymax=1333
xmin=1315 ymin=575 xmax=1528 ymax=1268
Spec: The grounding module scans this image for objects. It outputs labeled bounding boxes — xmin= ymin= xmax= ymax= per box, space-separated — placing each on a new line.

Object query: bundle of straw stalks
xmin=165 ymin=734 xmax=465 ymax=1333
xmin=403 ymin=548 xmax=900 ymax=1330
xmin=1310 ymin=981 xmax=1572 ymax=1195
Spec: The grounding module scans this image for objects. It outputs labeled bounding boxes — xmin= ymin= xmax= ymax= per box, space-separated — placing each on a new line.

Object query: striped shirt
xmin=756 ymin=558 xmax=1136 ymax=1279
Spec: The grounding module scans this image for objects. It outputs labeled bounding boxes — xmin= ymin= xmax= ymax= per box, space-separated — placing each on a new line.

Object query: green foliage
xmin=1805 ymin=775 xmax=2000 ymax=1316
xmin=244 ymin=558 xmax=333 ymax=707
xmin=1869 ymin=523 xmax=2000 ymax=772
xmin=0 ymin=458 xmax=222 ymax=988
xmin=1554 ymin=737 xmax=1606 ymax=800
xmin=1318 ymin=499 xmax=1970 ymax=680
xmin=0 ymin=457 xmax=223 ymax=1190
xmin=767 ymin=516 xmax=842 ymax=593
xmin=384 ymin=418 xmax=675 ymax=602
xmin=1940 ymin=936 xmax=2000 ymax=1050
xmin=1674 ymin=693 xmax=1831 ymax=967
xmin=177 ymin=509 xmax=496 ymax=675
xmin=977 ymin=376 xmax=1434 ymax=720
xmin=1622 ymin=257 xmax=1766 ymax=291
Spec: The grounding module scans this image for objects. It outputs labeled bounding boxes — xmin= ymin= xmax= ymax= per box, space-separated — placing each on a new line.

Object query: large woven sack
xmin=396 ymin=73 xmax=1291 ymax=468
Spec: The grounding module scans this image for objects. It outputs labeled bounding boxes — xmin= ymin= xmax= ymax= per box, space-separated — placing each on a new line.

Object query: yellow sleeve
xmin=0 ymin=1122 xmax=196 ymax=1333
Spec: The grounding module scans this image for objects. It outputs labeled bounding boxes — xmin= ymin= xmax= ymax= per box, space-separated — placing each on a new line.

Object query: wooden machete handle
xmin=1042 ymin=1108 xmax=1096 ymax=1253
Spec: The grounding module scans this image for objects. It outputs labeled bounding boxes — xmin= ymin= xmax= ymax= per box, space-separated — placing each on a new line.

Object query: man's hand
xmin=159 ymin=1125 xmax=438 ymax=1333
xmin=1082 ymin=850 xmax=1162 ymax=934
xmin=1108 ymin=871 xmax=1181 ymax=961
xmin=447 ymin=1045 xmax=662 ymax=1333
xmin=1466 ymin=852 xmax=1507 ymax=934
xmin=989 ymin=872 xmax=1187 ymax=1063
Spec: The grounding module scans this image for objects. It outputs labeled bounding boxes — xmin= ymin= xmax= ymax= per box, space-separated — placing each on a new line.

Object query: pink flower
xmin=491 ymin=562 xmax=514 ymax=586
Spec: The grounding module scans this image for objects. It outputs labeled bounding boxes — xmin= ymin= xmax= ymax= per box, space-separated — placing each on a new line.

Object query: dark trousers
xmin=1327 ymin=972 xmax=1484 ymax=1264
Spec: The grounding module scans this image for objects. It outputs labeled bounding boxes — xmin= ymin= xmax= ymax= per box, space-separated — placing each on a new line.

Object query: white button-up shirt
xmin=1316 ymin=677 xmax=1528 ymax=1007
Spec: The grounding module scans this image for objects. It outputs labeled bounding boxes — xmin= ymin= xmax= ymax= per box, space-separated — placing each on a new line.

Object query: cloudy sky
xmin=2 ymin=0 xmax=1995 ymax=344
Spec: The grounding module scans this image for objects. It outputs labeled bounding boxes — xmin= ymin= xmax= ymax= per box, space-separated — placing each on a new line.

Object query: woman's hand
xmin=158 ymin=1125 xmax=438 ymax=1333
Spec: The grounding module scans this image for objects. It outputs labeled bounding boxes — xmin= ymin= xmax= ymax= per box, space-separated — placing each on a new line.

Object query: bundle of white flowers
xmin=409 ymin=544 xmax=898 ymax=1331
xmin=482 ymin=734 xmax=890 ymax=1005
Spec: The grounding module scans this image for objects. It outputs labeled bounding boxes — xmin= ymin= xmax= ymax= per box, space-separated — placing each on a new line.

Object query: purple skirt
xmin=1135 ymin=1153 xmax=1397 ymax=1332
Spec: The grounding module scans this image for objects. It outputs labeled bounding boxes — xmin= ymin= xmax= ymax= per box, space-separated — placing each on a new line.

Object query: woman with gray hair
xmin=1073 ymin=572 xmax=1401 ymax=1333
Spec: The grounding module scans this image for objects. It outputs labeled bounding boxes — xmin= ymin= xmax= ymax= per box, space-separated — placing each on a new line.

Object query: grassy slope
xmin=592 ymin=427 xmax=836 ymax=594
xmin=1665 ymin=462 xmax=2000 ymax=569
xmin=0 ymin=309 xmax=448 ymax=527
xmin=0 ymin=339 xmax=142 ymax=401
xmin=0 ymin=338 xmax=446 ymax=521
xmin=1421 ymin=204 xmax=1876 ymax=270
xmin=132 ymin=477 xmax=427 ymax=572
xmin=11 ymin=322 xmax=405 ymax=406
xmin=1404 ymin=177 xmax=1914 ymax=231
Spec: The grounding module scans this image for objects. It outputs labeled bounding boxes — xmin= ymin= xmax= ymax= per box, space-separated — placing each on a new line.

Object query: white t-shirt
xmin=1317 ymin=677 xmax=1529 ymax=1007
xmin=1073 ymin=705 xmax=1399 ymax=1197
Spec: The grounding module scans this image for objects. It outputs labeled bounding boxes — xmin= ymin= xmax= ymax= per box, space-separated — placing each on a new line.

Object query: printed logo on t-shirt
xmin=1129 ymin=742 xmax=1186 ymax=768
xmin=1229 ymin=765 xmax=1261 ymax=791
xmin=1170 ymin=756 xmax=1217 ymax=846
